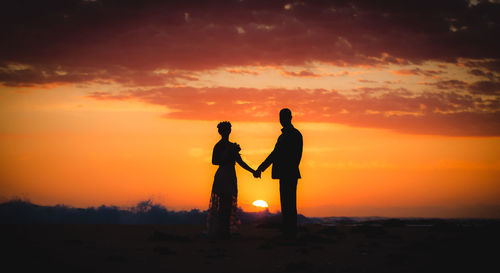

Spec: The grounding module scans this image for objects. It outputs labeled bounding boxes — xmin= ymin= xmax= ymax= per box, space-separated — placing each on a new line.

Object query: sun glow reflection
xmin=252 ymin=200 xmax=269 ymax=208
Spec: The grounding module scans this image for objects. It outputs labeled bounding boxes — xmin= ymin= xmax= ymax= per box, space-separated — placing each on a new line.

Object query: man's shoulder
xmin=282 ymin=125 xmax=300 ymax=132
xmin=291 ymin=127 xmax=302 ymax=138
xmin=281 ymin=126 xmax=302 ymax=141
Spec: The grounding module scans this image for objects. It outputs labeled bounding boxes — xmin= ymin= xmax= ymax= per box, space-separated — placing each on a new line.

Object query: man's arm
xmin=257 ymin=150 xmax=274 ymax=172
xmin=297 ymin=131 xmax=303 ymax=164
xmin=257 ymin=137 xmax=279 ymax=172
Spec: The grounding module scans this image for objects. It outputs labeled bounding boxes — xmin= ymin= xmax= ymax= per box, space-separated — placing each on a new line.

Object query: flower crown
xmin=217 ymin=121 xmax=231 ymax=131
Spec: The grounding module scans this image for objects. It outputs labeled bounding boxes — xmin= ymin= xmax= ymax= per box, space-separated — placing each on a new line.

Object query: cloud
xmin=280 ymin=70 xmax=323 ymax=78
xmin=279 ymin=69 xmax=351 ymax=78
xmin=0 ymin=65 xmax=198 ymax=87
xmin=391 ymin=68 xmax=444 ymax=78
xmin=420 ymin=79 xmax=500 ymax=95
xmin=469 ymin=69 xmax=495 ymax=80
xmin=87 ymin=86 xmax=500 ymax=136
xmin=463 ymin=59 xmax=500 ymax=73
xmin=1 ymin=0 xmax=499 ymax=86
xmin=420 ymin=80 xmax=469 ymax=90
xmin=469 ymin=80 xmax=500 ymax=95
xmin=226 ymin=68 xmax=260 ymax=75
xmin=358 ymin=79 xmax=378 ymax=83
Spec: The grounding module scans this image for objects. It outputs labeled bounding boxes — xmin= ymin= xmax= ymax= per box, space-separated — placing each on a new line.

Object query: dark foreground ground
xmin=2 ymin=221 xmax=499 ymax=273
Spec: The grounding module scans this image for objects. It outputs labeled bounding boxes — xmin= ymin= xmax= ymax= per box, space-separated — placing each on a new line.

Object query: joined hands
xmin=253 ymin=169 xmax=261 ymax=178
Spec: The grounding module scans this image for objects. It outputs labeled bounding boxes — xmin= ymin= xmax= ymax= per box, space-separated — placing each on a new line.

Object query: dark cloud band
xmin=1 ymin=0 xmax=499 ymax=85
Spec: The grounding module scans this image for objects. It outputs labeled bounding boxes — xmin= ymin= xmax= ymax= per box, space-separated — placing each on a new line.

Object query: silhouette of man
xmin=256 ymin=108 xmax=303 ymax=238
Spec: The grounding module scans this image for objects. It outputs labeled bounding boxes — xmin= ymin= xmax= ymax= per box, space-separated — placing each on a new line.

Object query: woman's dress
xmin=207 ymin=140 xmax=239 ymax=238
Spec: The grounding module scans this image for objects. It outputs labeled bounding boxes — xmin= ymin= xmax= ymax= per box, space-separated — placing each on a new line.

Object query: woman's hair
xmin=217 ymin=121 xmax=231 ymax=136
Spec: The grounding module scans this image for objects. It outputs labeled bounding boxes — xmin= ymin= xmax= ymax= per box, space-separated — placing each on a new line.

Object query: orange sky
xmin=0 ymin=80 xmax=499 ymax=217
xmin=1 ymin=0 xmax=499 ymax=218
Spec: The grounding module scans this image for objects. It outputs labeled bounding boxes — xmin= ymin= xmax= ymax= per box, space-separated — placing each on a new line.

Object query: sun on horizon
xmin=252 ymin=200 xmax=269 ymax=208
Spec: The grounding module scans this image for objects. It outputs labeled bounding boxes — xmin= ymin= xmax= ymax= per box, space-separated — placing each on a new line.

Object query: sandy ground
xmin=2 ymin=221 xmax=499 ymax=273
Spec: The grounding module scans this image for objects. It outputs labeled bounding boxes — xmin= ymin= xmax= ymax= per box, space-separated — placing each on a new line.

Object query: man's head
xmin=279 ymin=108 xmax=292 ymax=127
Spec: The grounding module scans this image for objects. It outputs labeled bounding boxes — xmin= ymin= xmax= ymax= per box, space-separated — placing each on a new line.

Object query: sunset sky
xmin=1 ymin=0 xmax=499 ymax=218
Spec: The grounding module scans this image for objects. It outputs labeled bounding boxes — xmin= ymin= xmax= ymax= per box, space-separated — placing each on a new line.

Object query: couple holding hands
xmin=207 ymin=108 xmax=303 ymax=239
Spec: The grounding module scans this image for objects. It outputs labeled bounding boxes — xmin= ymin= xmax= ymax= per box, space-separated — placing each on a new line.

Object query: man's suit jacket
xmin=259 ymin=125 xmax=303 ymax=179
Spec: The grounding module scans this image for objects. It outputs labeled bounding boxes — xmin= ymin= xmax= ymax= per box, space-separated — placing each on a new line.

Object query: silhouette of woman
xmin=207 ymin=121 xmax=257 ymax=238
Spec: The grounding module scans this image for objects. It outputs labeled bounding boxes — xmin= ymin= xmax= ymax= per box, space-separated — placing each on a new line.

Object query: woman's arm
xmin=212 ymin=145 xmax=222 ymax=165
xmin=236 ymin=153 xmax=255 ymax=174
